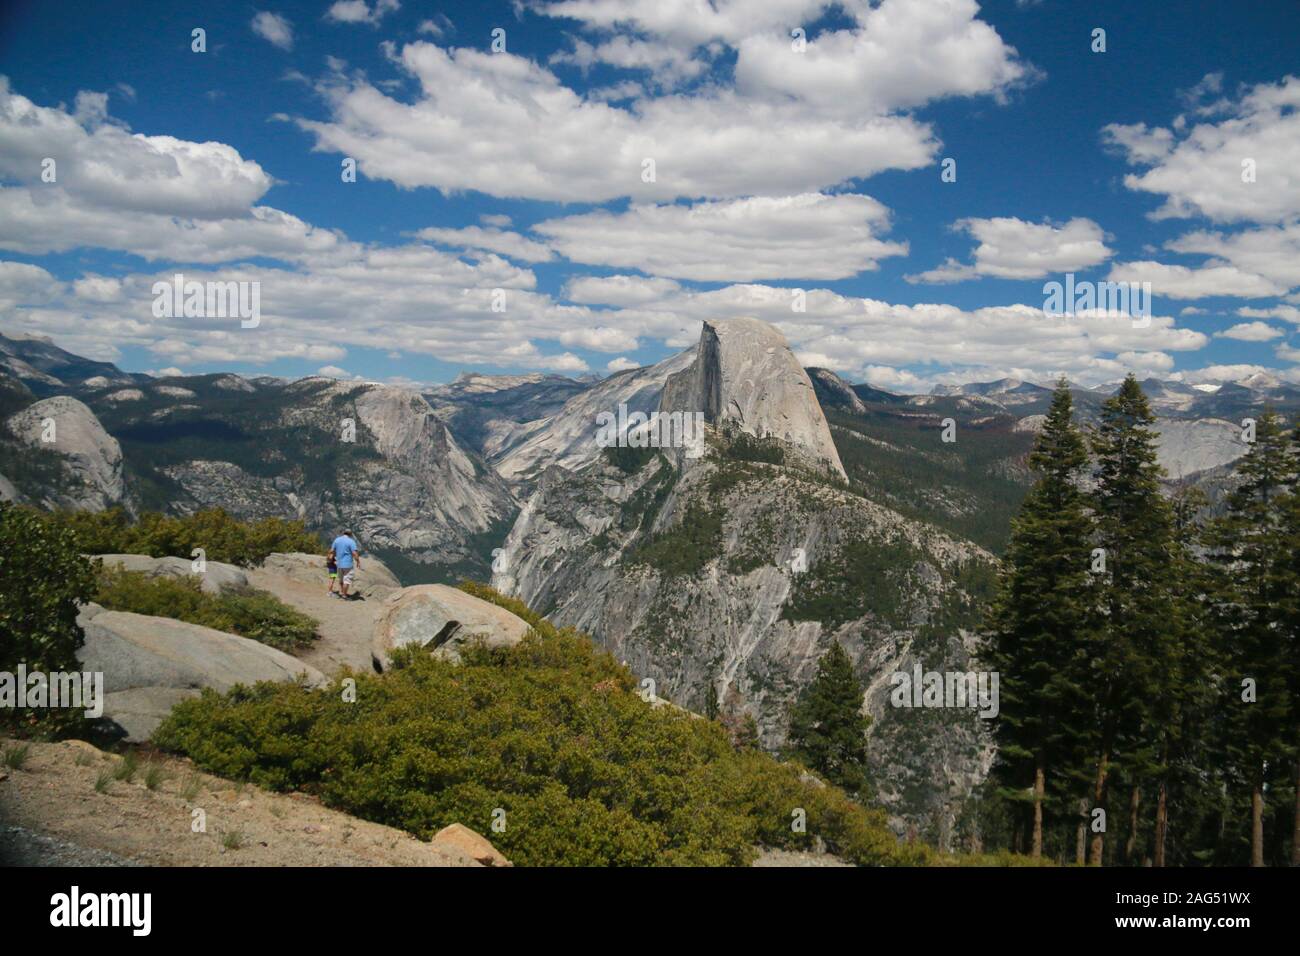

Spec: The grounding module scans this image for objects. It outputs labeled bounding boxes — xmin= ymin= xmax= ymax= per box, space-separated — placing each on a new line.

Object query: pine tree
xmin=1282 ymin=424 xmax=1300 ymax=866
xmin=1086 ymin=375 xmax=1178 ymax=866
xmin=1207 ymin=410 xmax=1296 ymax=864
xmin=984 ymin=380 xmax=1095 ymax=858
xmin=1152 ymin=485 xmax=1217 ymax=866
xmin=787 ymin=641 xmax=871 ymax=796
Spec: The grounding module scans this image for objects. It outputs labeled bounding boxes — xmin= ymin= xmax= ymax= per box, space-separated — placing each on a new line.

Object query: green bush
xmin=43 ymin=507 xmax=321 ymax=567
xmin=0 ymin=502 xmax=98 ymax=735
xmin=154 ymin=585 xmax=929 ymax=867
xmin=94 ymin=568 xmax=319 ymax=651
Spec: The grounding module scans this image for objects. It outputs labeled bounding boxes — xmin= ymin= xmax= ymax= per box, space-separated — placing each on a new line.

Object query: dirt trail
xmin=245 ymin=567 xmax=385 ymax=675
xmin=0 ymin=738 xmax=483 ymax=867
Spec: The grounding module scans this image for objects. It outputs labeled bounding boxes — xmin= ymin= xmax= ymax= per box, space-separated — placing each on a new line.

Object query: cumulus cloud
xmin=1166 ymin=222 xmax=1300 ymax=292
xmin=0 ymin=79 xmax=272 ymax=219
xmin=251 ymin=12 xmax=294 ymax=50
xmin=536 ymin=193 xmax=906 ymax=281
xmin=1103 ymin=75 xmax=1300 ymax=224
xmin=564 ymin=274 xmax=681 ymax=306
xmin=1215 ymin=321 xmax=1283 ymax=341
xmin=908 ymin=216 xmax=1112 ymax=283
xmin=1106 ymin=261 xmax=1287 ymax=300
xmin=606 ymin=356 xmax=641 ymax=372
xmin=325 ymin=0 xmax=399 ymax=27
xmin=294 ymin=0 xmax=1027 ymax=203
xmin=414 ymin=225 xmax=554 ymax=263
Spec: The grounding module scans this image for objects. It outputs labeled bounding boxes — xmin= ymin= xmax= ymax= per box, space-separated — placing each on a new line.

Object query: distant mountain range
xmin=0 ymin=323 xmax=1278 ymax=838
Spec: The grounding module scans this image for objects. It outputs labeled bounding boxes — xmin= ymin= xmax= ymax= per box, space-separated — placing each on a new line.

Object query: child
xmin=326 ymin=546 xmax=338 ymax=596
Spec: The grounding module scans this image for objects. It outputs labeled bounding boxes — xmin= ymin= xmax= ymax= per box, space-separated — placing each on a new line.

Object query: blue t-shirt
xmin=331 ymin=535 xmax=357 ymax=569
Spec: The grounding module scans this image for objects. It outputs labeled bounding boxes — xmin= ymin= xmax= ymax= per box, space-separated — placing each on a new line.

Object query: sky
xmin=1 ymin=0 xmax=1299 ymax=392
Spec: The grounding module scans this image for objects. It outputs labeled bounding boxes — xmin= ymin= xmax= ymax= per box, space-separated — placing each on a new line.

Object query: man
xmin=330 ymin=529 xmax=361 ymax=599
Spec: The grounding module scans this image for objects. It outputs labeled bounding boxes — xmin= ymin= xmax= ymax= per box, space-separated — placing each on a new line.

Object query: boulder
xmin=76 ymin=607 xmax=325 ymax=742
xmin=430 ymin=823 xmax=512 ymax=867
xmin=371 ymin=584 xmax=531 ymax=671
xmin=95 ymin=553 xmax=249 ymax=595
xmin=260 ymin=551 xmax=400 ymax=599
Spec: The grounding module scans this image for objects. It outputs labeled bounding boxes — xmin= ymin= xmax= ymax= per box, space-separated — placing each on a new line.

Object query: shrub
xmin=155 ymin=586 xmax=928 ymax=867
xmin=43 ymin=507 xmax=321 ymax=567
xmin=0 ymin=502 xmax=98 ymax=736
xmin=94 ymin=568 xmax=319 ymax=651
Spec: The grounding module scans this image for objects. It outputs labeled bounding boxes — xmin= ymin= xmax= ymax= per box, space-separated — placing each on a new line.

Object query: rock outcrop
xmin=96 ymin=553 xmax=249 ymax=595
xmin=6 ymin=395 xmax=124 ymax=509
xmin=660 ymin=318 xmax=846 ymax=479
xmin=371 ymin=584 xmax=531 ymax=670
xmin=260 ymin=551 xmax=400 ymax=599
xmin=76 ymin=603 xmax=325 ymax=741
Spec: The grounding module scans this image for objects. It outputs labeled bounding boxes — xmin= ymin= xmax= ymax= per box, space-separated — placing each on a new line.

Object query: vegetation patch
xmin=95 ymin=568 xmax=319 ymax=651
xmin=153 ymin=583 xmax=931 ymax=867
xmin=39 ymin=506 xmax=321 ymax=567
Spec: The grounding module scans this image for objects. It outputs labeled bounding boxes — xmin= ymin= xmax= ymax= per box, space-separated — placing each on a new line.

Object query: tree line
xmin=985 ymin=376 xmax=1298 ymax=865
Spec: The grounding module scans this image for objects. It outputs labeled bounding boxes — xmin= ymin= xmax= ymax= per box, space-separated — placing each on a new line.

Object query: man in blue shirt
xmin=330 ymin=530 xmax=361 ymax=599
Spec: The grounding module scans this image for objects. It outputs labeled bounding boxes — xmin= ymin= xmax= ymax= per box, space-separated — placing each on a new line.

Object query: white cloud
xmin=0 ymin=79 xmax=273 ymax=219
xmin=1166 ymin=222 xmax=1300 ymax=292
xmin=908 ymin=217 xmax=1112 ymax=283
xmin=251 ymin=12 xmax=294 ymax=51
xmin=606 ymin=356 xmax=640 ymax=372
xmin=317 ymin=365 xmax=353 ymax=378
xmin=325 ymin=0 xmax=399 ymax=26
xmin=414 ymin=226 xmax=554 ymax=263
xmin=1103 ymin=75 xmax=1300 ymax=224
xmin=295 ymin=0 xmax=1028 ymax=204
xmin=1215 ymin=321 xmax=1283 ymax=341
xmin=536 ymin=193 xmax=906 ymax=281
xmin=1106 ymin=261 xmax=1287 ymax=300
xmin=564 ymin=274 xmax=681 ymax=306
xmin=1238 ymin=304 xmax=1300 ymax=324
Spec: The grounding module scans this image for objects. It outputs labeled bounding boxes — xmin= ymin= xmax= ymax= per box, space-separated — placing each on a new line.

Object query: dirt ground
xmin=0 ymin=737 xmax=483 ymax=867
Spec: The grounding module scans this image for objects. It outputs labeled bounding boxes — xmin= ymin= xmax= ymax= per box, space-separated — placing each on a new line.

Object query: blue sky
xmin=2 ymin=0 xmax=1299 ymax=391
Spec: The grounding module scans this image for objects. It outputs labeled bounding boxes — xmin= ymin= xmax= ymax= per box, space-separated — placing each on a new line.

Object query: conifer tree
xmin=1207 ymin=410 xmax=1296 ymax=864
xmin=1151 ymin=485 xmax=1216 ymax=866
xmin=787 ymin=641 xmax=871 ymax=797
xmin=1086 ymin=375 xmax=1178 ymax=866
xmin=1282 ymin=424 xmax=1300 ymax=866
xmin=984 ymin=380 xmax=1095 ymax=858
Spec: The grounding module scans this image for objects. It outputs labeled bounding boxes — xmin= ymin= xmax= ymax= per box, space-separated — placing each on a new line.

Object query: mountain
xmin=492 ymin=318 xmax=996 ymax=834
xmin=4 ymin=323 xmax=1292 ymax=837
xmin=424 ymin=371 xmax=590 ymax=462
xmin=72 ymin=371 xmax=516 ymax=581
xmin=0 ymin=331 xmax=143 ymax=395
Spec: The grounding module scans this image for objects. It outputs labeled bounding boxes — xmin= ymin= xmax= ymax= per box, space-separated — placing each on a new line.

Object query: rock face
xmin=807 ymin=367 xmax=867 ymax=414
xmin=96 ymin=553 xmax=249 ymax=595
xmin=429 ymin=823 xmax=512 ymax=867
xmin=6 ymin=395 xmax=124 ymax=510
xmin=76 ymin=604 xmax=326 ymax=741
xmin=490 ymin=350 xmax=695 ymax=486
xmin=1154 ymin=418 xmax=1248 ymax=479
xmin=371 ymin=584 xmax=531 ymax=670
xmin=260 ymin=551 xmax=400 ymax=599
xmin=492 ymin=319 xmax=994 ymax=836
xmin=84 ymin=375 xmax=519 ymax=578
xmin=660 ymin=318 xmax=846 ymax=479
